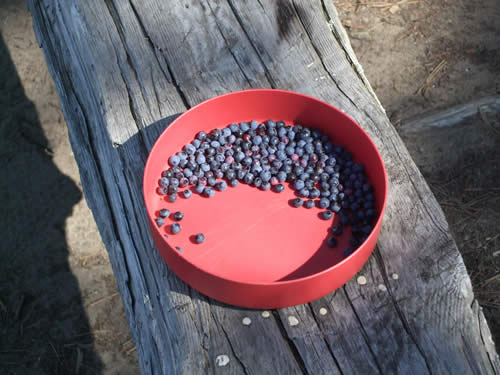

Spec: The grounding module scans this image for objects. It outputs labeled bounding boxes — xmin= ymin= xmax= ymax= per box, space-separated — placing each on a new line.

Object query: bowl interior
xmin=144 ymin=90 xmax=386 ymax=284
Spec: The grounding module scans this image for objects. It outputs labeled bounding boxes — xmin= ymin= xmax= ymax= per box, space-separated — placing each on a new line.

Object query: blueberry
xmin=159 ymin=177 xmax=169 ymax=188
xmin=250 ymin=120 xmax=259 ymax=130
xmin=273 ymin=183 xmax=285 ymax=193
xmin=309 ymin=188 xmax=321 ymax=199
xmin=169 ymin=154 xmax=180 ymax=167
xmin=168 ymin=186 xmax=178 ymax=195
xmin=304 ymin=199 xmax=315 ymax=209
xmin=318 ymin=198 xmax=330 ymax=209
xmin=207 ymin=177 xmax=217 ymax=186
xmin=299 ymin=188 xmax=310 ymax=198
xmin=294 ymin=180 xmax=305 ymax=190
xmin=195 ymin=233 xmax=205 ymax=244
xmin=185 ymin=144 xmax=196 ymax=155
xmin=292 ymin=198 xmax=304 ymax=207
xmin=203 ymin=187 xmax=215 ymax=198
xmin=229 ymin=123 xmax=239 ymax=132
xmin=260 ymin=170 xmax=272 ymax=182
xmin=182 ymin=189 xmax=192 ymax=199
xmin=168 ymin=194 xmax=177 ymax=202
xmin=320 ymin=210 xmax=333 ymax=220
xmin=194 ymin=183 xmax=205 ymax=194
xmin=196 ymin=131 xmax=207 ymax=140
xmin=171 ymin=223 xmax=181 ymax=234
xmin=215 ymin=181 xmax=227 ymax=191
xmin=331 ymin=203 xmax=341 ymax=213
xmin=253 ymin=177 xmax=263 ymax=188
xmin=240 ymin=122 xmax=250 ymax=132
xmin=277 ymin=171 xmax=287 ymax=182
xmin=155 ymin=218 xmax=165 ymax=227
xmin=331 ymin=226 xmax=343 ymax=235
xmin=196 ymin=153 xmax=206 ymax=165
xmin=173 ymin=211 xmax=184 ymax=221
xmin=159 ymin=208 xmax=170 ymax=218
xmin=260 ymin=182 xmax=271 ymax=191
xmin=327 ymin=237 xmax=338 ymax=248
xmin=229 ymin=179 xmax=239 ymax=187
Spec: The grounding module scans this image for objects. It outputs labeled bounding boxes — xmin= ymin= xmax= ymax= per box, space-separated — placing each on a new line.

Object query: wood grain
xmin=28 ymin=0 xmax=499 ymax=373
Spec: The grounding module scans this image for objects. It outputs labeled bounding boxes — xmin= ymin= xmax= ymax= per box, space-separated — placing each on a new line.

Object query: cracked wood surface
xmin=28 ymin=0 xmax=499 ymax=373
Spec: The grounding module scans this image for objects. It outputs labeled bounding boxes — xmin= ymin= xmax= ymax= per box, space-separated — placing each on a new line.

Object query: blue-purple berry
xmin=320 ymin=210 xmax=333 ymax=220
xmin=171 ymin=223 xmax=181 ymax=234
xmin=159 ymin=209 xmax=170 ymax=218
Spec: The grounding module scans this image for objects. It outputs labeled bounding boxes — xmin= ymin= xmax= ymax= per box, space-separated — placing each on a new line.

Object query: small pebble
xmin=261 ymin=311 xmax=270 ymax=318
xmin=392 ymin=273 xmax=399 ymax=280
xmin=378 ymin=284 xmax=387 ymax=292
xmin=288 ymin=316 xmax=299 ymax=326
xmin=357 ymin=275 xmax=367 ymax=285
xmin=319 ymin=307 xmax=328 ymax=316
xmin=215 ymin=354 xmax=230 ymax=367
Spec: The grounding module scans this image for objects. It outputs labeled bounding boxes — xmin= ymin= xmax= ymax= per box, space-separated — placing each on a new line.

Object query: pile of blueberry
xmin=155 ymin=120 xmax=376 ymax=257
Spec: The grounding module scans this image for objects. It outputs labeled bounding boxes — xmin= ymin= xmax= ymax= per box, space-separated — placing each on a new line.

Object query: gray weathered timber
xmin=28 ymin=0 xmax=499 ymax=373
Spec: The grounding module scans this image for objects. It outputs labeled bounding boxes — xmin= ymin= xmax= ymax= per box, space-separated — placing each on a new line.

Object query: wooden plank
xmin=28 ymin=0 xmax=499 ymax=374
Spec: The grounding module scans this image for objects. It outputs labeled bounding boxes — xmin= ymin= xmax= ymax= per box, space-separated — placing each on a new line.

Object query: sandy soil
xmin=1 ymin=0 xmax=498 ymax=373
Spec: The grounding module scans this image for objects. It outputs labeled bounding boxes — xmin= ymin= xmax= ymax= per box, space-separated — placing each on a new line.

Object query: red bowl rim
xmin=143 ymin=89 xmax=388 ymax=287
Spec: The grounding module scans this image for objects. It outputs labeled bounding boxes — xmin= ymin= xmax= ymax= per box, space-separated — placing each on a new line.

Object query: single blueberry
xmin=159 ymin=177 xmax=169 ymax=187
xmin=309 ymin=188 xmax=321 ymax=199
xmin=320 ymin=210 xmax=333 ymax=220
xmin=171 ymin=223 xmax=181 ymax=234
xmin=194 ymin=183 xmax=205 ymax=194
xmin=159 ymin=208 xmax=170 ymax=218
xmin=304 ymin=199 xmax=315 ymax=209
xmin=273 ymin=183 xmax=285 ymax=193
xmin=203 ymin=187 xmax=215 ymax=198
xmin=169 ymin=154 xmax=180 ymax=167
xmin=294 ymin=179 xmax=305 ymax=190
xmin=327 ymin=237 xmax=338 ymax=248
xmin=299 ymin=188 xmax=310 ymax=198
xmin=261 ymin=182 xmax=271 ymax=191
xmin=155 ymin=218 xmax=165 ymax=227
xmin=195 ymin=233 xmax=205 ymax=244
xmin=215 ymin=181 xmax=227 ymax=191
xmin=229 ymin=179 xmax=239 ymax=187
xmin=229 ymin=123 xmax=239 ymax=132
xmin=182 ymin=189 xmax=193 ymax=199
xmin=292 ymin=197 xmax=304 ymax=207
xmin=185 ymin=144 xmax=196 ymax=155
xmin=168 ymin=194 xmax=177 ymax=203
xmin=173 ymin=211 xmax=184 ymax=221
xmin=207 ymin=177 xmax=217 ymax=186
xmin=318 ymin=198 xmax=330 ymax=209
xmin=277 ymin=171 xmax=287 ymax=182
xmin=331 ymin=203 xmax=341 ymax=213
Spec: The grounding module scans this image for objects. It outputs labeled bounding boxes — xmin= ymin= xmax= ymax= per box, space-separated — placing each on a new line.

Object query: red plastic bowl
xmin=143 ymin=89 xmax=387 ymax=308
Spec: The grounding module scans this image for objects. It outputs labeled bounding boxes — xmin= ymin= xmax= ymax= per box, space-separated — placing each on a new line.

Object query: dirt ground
xmin=0 ymin=0 xmax=498 ymax=373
